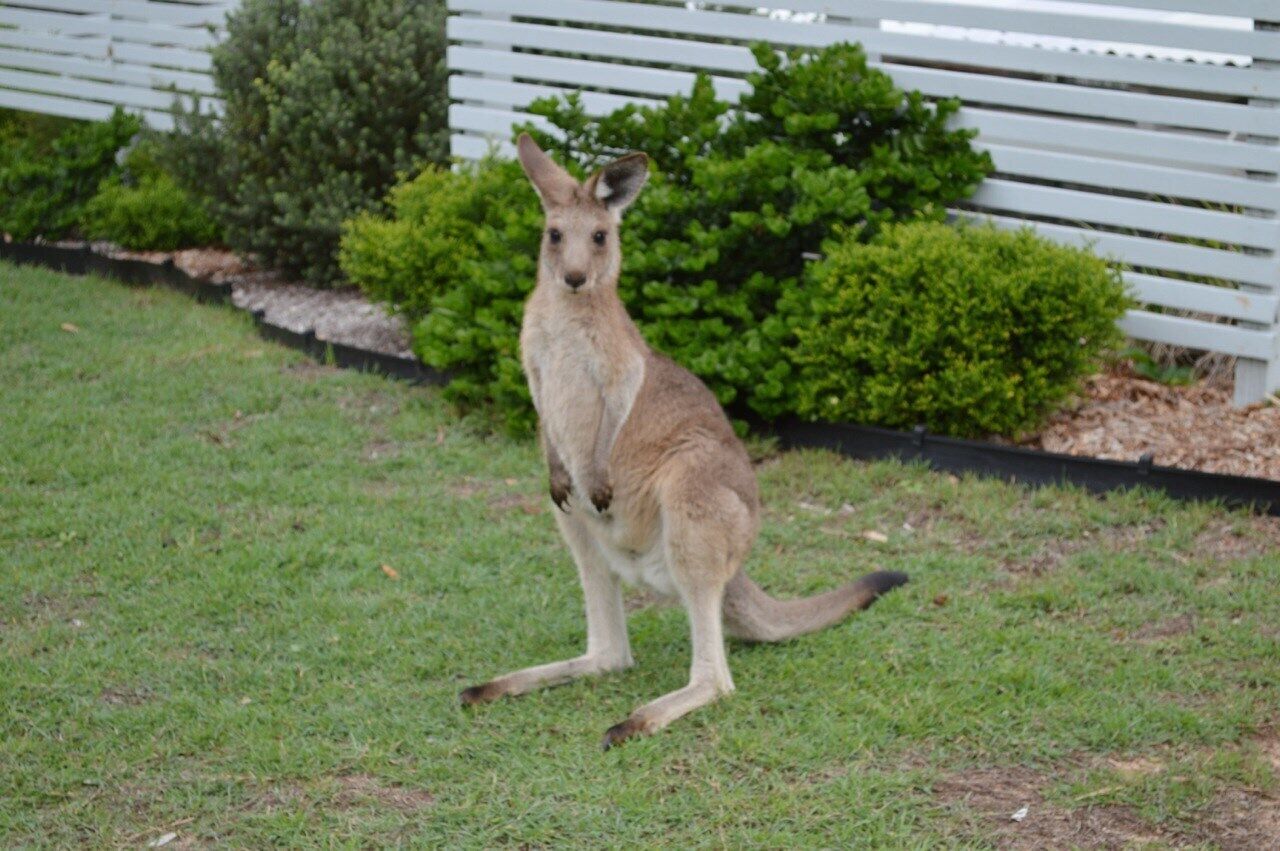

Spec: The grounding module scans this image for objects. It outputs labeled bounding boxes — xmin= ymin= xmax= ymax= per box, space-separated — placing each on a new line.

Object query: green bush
xmin=80 ymin=142 xmax=220 ymax=250
xmin=785 ymin=221 xmax=1130 ymax=438
xmin=164 ymin=0 xmax=449 ymax=286
xmin=0 ymin=109 xmax=139 ymax=241
xmin=341 ymin=156 xmax=542 ymax=432
xmin=346 ymin=42 xmax=992 ymax=432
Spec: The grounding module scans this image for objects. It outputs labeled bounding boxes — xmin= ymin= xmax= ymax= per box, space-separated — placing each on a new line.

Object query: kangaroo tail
xmin=722 ymin=569 xmax=908 ymax=643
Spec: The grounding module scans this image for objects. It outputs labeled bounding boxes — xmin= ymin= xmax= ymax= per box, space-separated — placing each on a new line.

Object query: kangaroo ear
xmin=517 ymin=133 xmax=577 ymax=208
xmin=586 ymin=152 xmax=649 ymax=218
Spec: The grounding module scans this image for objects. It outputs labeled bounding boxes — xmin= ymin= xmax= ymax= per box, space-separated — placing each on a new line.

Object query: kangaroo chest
xmin=532 ymin=329 xmax=606 ymax=479
xmin=524 ymin=311 xmax=643 ymax=481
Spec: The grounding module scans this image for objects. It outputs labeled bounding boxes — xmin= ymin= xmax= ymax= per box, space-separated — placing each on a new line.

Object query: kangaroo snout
xmin=564 ymin=271 xmax=587 ymax=290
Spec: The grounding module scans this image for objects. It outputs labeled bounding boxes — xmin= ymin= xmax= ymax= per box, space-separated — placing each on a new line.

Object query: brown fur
xmin=460 ymin=135 xmax=908 ymax=746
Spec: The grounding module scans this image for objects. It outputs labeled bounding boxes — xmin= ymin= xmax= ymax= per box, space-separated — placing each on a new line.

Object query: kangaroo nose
xmin=564 ymin=272 xmax=586 ymax=290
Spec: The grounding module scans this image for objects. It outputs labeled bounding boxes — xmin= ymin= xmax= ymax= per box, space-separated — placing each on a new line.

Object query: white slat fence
xmin=0 ymin=0 xmax=232 ymax=128
xmin=447 ymin=0 xmax=1280 ymax=405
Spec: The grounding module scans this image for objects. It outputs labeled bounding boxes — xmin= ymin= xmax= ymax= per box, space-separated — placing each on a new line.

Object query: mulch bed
xmin=1024 ymin=368 xmax=1280 ymax=482
xmin=33 ymin=243 xmax=1280 ymax=484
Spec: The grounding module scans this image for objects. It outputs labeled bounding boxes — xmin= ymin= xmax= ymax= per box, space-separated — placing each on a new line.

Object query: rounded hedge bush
xmin=341 ymin=156 xmax=543 ymax=434
xmin=784 ymin=221 xmax=1130 ymax=437
xmin=80 ymin=141 xmax=220 ymax=250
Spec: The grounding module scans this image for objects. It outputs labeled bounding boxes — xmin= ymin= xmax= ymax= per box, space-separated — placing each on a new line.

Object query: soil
xmin=935 ymin=760 xmax=1280 ymax=850
xmin=49 ymin=243 xmax=1280 ymax=482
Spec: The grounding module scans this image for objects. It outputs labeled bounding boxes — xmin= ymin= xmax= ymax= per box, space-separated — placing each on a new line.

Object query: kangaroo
xmin=460 ymin=134 xmax=908 ymax=748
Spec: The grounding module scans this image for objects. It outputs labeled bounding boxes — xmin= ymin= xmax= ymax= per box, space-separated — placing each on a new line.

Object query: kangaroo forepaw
xmin=588 ymin=480 xmax=613 ymax=513
xmin=549 ymin=469 xmax=572 ymax=512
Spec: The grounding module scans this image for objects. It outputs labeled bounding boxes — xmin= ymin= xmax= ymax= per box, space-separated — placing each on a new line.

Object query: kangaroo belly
xmin=577 ymin=504 xmax=675 ymax=596
xmin=600 ymin=537 xmax=676 ymax=597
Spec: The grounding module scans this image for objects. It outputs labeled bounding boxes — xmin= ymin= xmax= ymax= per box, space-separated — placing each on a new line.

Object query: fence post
xmin=1236 ymin=17 xmax=1280 ymax=406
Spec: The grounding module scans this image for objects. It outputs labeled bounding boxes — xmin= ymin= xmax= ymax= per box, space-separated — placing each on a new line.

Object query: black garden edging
xmin=6 ymin=239 xmax=1279 ymax=516
xmin=777 ymin=421 xmax=1280 ymax=517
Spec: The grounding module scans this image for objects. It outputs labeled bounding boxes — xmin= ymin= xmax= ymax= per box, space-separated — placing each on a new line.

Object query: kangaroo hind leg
xmin=602 ymin=483 xmax=749 ymax=748
xmin=461 ymin=511 xmax=632 ymax=705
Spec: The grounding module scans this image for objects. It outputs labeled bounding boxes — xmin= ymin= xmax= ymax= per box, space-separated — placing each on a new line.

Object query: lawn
xmin=2 ymin=262 xmax=1278 ymax=848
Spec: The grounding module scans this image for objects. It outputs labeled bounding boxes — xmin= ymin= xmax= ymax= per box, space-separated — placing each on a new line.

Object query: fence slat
xmin=448 ymin=74 xmax=659 ymax=116
xmin=969 ymin=212 xmax=1280 ymax=290
xmin=1119 ymin=311 xmax=1278 ymax=361
xmin=683 ymin=0 xmax=1275 ymax=19
xmin=0 ymin=47 xmax=216 ymax=95
xmin=955 ymin=109 xmax=1280 ymax=176
xmin=979 ymin=142 xmax=1280 ymax=211
xmin=1126 ymin=273 xmax=1280 ymax=325
xmin=449 ymin=40 xmax=1280 ymax=136
xmin=971 ymin=179 xmax=1280 ymax=250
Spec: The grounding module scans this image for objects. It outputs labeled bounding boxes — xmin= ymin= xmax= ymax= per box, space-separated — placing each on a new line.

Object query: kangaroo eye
xmin=547 ymin=228 xmax=562 ymax=244
xmin=592 ymin=230 xmax=606 ymax=246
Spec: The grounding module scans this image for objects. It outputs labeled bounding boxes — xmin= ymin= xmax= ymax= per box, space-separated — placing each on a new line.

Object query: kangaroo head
xmin=517 ymin=133 xmax=648 ymax=296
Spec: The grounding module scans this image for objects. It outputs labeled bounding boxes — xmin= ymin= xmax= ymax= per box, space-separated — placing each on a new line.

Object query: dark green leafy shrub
xmin=347 ymin=42 xmax=993 ymax=432
xmin=0 ymin=109 xmax=140 ymax=241
xmin=80 ymin=142 xmax=220 ymax=250
xmin=785 ymin=221 xmax=1130 ymax=437
xmin=342 ymin=156 xmax=543 ymax=432
xmin=165 ymin=0 xmax=449 ymax=285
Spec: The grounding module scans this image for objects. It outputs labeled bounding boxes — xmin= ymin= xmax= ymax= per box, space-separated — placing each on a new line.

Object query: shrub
xmin=341 ymin=156 xmax=542 ymax=432
xmin=341 ymin=160 xmax=513 ymax=319
xmin=346 ymin=42 xmax=992 ymax=432
xmin=165 ymin=0 xmax=449 ymax=286
xmin=0 ymin=109 xmax=140 ymax=241
xmin=784 ymin=221 xmax=1130 ymax=438
xmin=80 ymin=141 xmax=220 ymax=250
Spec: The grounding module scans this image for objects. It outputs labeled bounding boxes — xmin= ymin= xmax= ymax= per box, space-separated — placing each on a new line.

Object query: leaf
xmin=380 ymin=564 xmax=399 ymax=580
xmin=147 ymin=832 xmax=178 ymax=848
xmin=60 ymin=322 xmax=80 ymax=333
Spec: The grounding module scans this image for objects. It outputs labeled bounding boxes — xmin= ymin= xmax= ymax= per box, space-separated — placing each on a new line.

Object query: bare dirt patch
xmin=449 ymin=477 xmax=490 ymax=500
xmin=1126 ymin=613 xmax=1196 ymax=643
xmin=1192 ymin=518 xmax=1280 ymax=564
xmin=100 ymin=685 xmax=151 ymax=707
xmin=1201 ymin=789 xmax=1280 ymax=851
xmin=1254 ymin=731 xmax=1280 ymax=772
xmin=486 ymin=491 xmax=544 ymax=517
xmin=934 ymin=765 xmax=1171 ymax=849
xmin=333 ymin=774 xmax=433 ymax=813
xmin=1000 ymin=519 xmax=1165 ymax=577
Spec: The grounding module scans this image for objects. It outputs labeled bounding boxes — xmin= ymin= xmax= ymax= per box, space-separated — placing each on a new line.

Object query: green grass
xmin=2 ymin=262 xmax=1278 ymax=848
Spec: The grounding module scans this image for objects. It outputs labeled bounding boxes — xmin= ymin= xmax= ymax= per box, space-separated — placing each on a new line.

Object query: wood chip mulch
xmin=1023 ymin=369 xmax=1280 ymax=482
